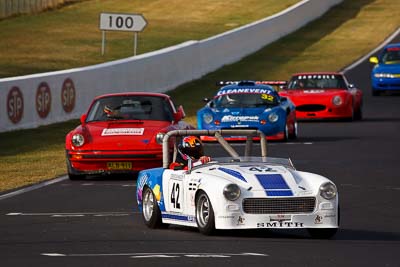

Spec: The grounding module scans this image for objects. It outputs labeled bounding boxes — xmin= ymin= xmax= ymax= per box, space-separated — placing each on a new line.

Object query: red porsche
xmin=279 ymin=72 xmax=363 ymax=120
xmin=65 ymin=92 xmax=194 ymax=180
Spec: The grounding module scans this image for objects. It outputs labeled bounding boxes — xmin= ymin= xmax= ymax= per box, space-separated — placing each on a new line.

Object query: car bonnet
xmin=198 ymin=163 xmax=310 ymax=197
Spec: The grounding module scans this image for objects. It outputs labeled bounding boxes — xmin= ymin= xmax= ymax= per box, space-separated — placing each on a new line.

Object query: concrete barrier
xmin=0 ymin=0 xmax=342 ymax=133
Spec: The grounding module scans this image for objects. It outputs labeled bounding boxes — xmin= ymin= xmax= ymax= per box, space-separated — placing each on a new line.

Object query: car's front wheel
xmin=354 ymin=102 xmax=363 ymax=120
xmin=372 ymin=88 xmax=382 ymax=96
xmin=142 ymin=186 xmax=163 ymax=228
xmin=307 ymin=228 xmax=338 ymax=239
xmin=288 ymin=121 xmax=298 ymax=139
xmin=196 ymin=191 xmax=215 ymax=235
xmin=66 ymin=157 xmax=85 ymax=180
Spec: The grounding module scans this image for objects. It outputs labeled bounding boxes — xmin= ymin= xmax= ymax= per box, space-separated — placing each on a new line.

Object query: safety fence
xmin=0 ymin=0 xmax=343 ymax=132
xmin=0 ymin=0 xmax=81 ymax=19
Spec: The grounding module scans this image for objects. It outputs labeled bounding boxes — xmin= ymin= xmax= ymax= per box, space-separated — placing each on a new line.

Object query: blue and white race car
xmin=136 ymin=129 xmax=339 ymax=239
xmin=196 ymin=81 xmax=297 ymax=141
xmin=369 ymin=43 xmax=400 ymax=96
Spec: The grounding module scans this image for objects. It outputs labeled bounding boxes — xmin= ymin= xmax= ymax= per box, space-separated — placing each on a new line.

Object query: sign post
xmin=99 ymin=12 xmax=147 ymax=56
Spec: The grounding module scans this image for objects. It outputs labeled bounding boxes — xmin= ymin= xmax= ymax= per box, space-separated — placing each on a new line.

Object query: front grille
xmin=296 ymin=104 xmax=325 ymax=112
xmin=377 ymin=83 xmax=400 ymax=88
xmin=242 ymin=197 xmax=316 ymax=214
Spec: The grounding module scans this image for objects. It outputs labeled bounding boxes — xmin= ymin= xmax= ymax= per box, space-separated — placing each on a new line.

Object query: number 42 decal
xmin=169 ymin=180 xmax=183 ymax=211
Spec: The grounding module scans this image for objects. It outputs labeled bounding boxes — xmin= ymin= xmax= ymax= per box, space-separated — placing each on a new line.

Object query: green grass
xmin=1 ymin=0 xmax=400 ymax=192
xmin=0 ymin=0 xmax=299 ymax=78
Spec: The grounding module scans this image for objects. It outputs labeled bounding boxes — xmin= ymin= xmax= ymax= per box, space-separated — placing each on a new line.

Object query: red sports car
xmin=279 ymin=72 xmax=363 ymax=120
xmin=65 ymin=92 xmax=194 ymax=180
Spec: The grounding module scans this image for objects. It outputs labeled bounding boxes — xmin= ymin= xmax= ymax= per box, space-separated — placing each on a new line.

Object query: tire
xmin=282 ymin=123 xmax=289 ymax=142
xmin=307 ymin=228 xmax=338 ymax=239
xmin=66 ymin=157 xmax=85 ymax=180
xmin=354 ymin=104 xmax=363 ymax=121
xmin=196 ymin=191 xmax=215 ymax=235
xmin=288 ymin=121 xmax=298 ymax=140
xmin=372 ymin=88 xmax=381 ymax=96
xmin=142 ymin=186 xmax=163 ymax=228
xmin=68 ymin=173 xmax=83 ymax=180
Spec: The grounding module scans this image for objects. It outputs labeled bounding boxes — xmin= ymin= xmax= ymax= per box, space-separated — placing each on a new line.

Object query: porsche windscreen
xmin=212 ymin=93 xmax=278 ymax=108
xmin=86 ymin=95 xmax=174 ymax=122
xmin=194 ymin=156 xmax=295 ymax=169
xmin=381 ymin=47 xmax=400 ymax=64
xmin=287 ymin=74 xmax=347 ymax=89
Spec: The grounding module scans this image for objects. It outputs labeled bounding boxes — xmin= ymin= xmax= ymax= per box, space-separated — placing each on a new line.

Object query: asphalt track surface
xmin=1 ymin=36 xmax=400 ymax=267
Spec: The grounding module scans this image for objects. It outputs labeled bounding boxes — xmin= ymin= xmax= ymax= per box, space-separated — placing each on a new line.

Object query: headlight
xmin=156 ymin=132 xmax=165 ymax=144
xmin=203 ymin=113 xmax=213 ymax=124
xmin=319 ymin=182 xmax=337 ymax=200
xmin=223 ymin=184 xmax=241 ymax=201
xmin=332 ymin=95 xmax=343 ymax=106
xmin=374 ymin=73 xmax=394 ymax=78
xmin=72 ymin=134 xmax=85 ymax=147
xmin=268 ymin=113 xmax=279 ymax=123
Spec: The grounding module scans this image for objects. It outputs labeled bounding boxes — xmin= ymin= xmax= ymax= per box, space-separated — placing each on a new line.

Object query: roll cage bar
xmin=162 ymin=129 xmax=267 ymax=169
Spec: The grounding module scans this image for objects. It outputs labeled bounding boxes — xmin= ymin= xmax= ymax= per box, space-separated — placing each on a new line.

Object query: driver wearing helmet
xmin=169 ymin=136 xmax=211 ymax=170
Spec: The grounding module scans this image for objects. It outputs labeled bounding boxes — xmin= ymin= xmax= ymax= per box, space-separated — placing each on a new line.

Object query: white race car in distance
xmin=136 ymin=129 xmax=339 ymax=238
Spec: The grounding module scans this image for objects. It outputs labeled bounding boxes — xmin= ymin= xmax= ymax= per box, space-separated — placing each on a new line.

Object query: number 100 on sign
xmin=100 ymin=13 xmax=147 ymax=32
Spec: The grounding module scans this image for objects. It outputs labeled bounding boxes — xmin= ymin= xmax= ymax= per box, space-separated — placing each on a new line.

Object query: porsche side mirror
xmin=173 ymin=105 xmax=185 ymax=122
xmin=203 ymin=98 xmax=210 ymax=103
xmin=80 ymin=114 xmax=87 ymax=125
xmin=369 ymin=56 xmax=379 ymax=64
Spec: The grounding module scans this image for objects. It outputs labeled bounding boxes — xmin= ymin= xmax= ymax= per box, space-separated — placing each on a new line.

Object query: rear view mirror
xmin=80 ymin=114 xmax=87 ymax=125
xmin=173 ymin=105 xmax=186 ymax=122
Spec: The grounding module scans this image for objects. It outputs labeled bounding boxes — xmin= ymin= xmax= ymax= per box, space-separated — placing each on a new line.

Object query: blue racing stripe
xmin=218 ymin=167 xmax=247 ymax=182
xmin=266 ymin=190 xmax=293 ymax=196
xmin=255 ymin=174 xmax=292 ymax=196
xmin=162 ymin=213 xmax=195 ymax=222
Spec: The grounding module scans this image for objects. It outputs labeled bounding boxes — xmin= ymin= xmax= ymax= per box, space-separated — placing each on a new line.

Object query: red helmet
xmin=179 ymin=136 xmax=204 ymax=159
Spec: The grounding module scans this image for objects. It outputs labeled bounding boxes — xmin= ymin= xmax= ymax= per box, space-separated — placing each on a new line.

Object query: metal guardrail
xmin=0 ymin=0 xmax=80 ymax=19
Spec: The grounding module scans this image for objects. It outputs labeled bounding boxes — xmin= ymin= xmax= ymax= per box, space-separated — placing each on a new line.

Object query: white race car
xmin=136 ymin=129 xmax=339 ymax=238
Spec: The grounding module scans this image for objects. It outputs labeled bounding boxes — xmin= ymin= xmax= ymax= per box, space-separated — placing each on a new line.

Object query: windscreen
xmin=86 ymin=95 xmax=174 ymax=122
xmin=213 ymin=93 xmax=278 ymax=108
xmin=287 ymin=74 xmax=347 ymax=89
xmin=381 ymin=47 xmax=400 ymax=64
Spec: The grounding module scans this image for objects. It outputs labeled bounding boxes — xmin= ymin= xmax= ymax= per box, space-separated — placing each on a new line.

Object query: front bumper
xmin=66 ymin=149 xmax=163 ymax=174
xmin=295 ymin=104 xmax=353 ymax=119
xmin=199 ymin=123 xmax=285 ymax=141
xmin=200 ymin=131 xmax=284 ymax=142
xmin=215 ymin=211 xmax=338 ymax=229
xmin=372 ymin=77 xmax=400 ymax=91
xmin=214 ymin=196 xmax=338 ymax=230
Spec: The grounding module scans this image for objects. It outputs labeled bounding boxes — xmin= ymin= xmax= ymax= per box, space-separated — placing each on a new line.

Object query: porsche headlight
xmin=374 ymin=73 xmax=394 ymax=78
xmin=319 ymin=182 xmax=337 ymax=200
xmin=268 ymin=113 xmax=279 ymax=123
xmin=72 ymin=134 xmax=85 ymax=147
xmin=332 ymin=95 xmax=343 ymax=106
xmin=156 ymin=132 xmax=165 ymax=144
xmin=223 ymin=184 xmax=241 ymax=201
xmin=203 ymin=113 xmax=213 ymax=124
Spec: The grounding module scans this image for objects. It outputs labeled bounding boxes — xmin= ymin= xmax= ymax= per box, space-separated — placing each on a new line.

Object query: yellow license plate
xmin=107 ymin=162 xmax=132 ymax=170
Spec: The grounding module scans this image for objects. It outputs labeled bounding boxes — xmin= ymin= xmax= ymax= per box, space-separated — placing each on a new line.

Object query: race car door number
xmin=169 ymin=180 xmax=183 ymax=212
xmin=107 ymin=162 xmax=132 ymax=170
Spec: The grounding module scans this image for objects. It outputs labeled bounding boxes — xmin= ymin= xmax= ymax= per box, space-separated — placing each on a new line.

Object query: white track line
xmin=0 ymin=176 xmax=68 ymax=201
xmin=342 ymin=27 xmax=400 ymax=72
xmin=3 ymin=28 xmax=399 ymax=201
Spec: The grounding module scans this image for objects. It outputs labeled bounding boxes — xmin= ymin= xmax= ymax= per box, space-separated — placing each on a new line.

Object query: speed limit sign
xmin=99 ymin=12 xmax=147 ymax=56
xmin=100 ymin=13 xmax=147 ymax=32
